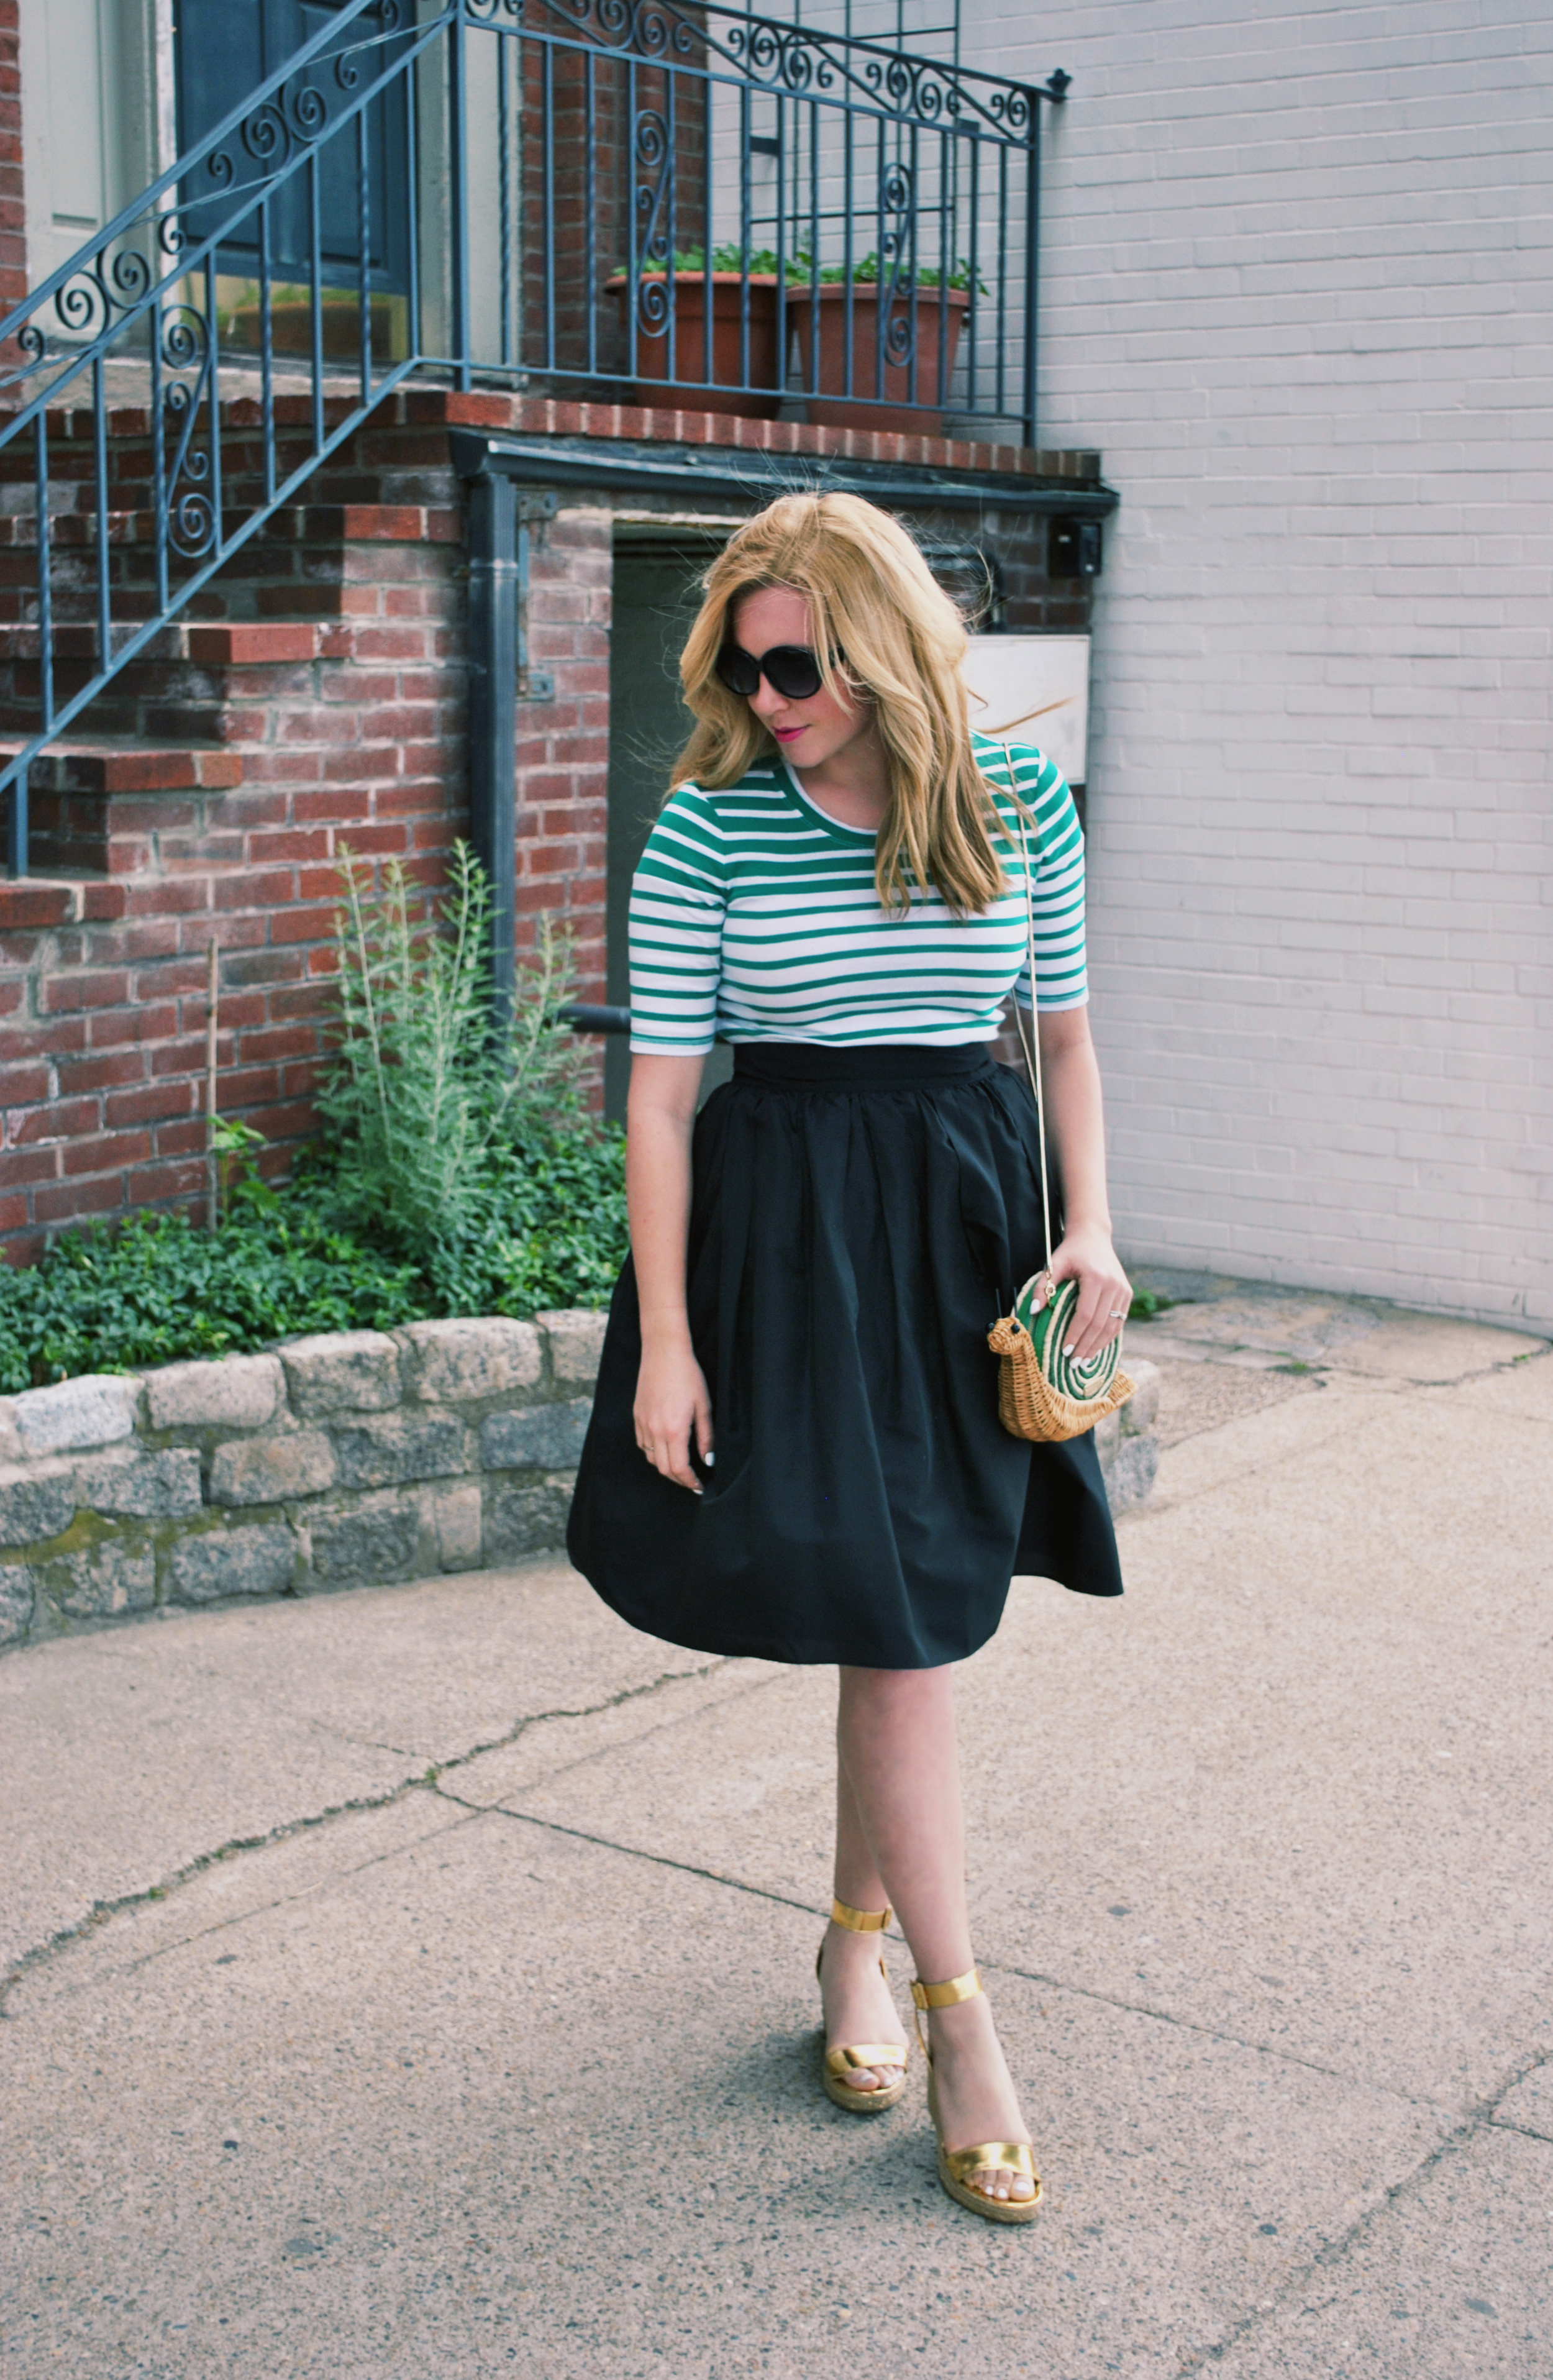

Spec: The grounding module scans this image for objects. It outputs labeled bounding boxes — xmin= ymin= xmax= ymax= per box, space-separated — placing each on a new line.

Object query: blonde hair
xmin=671 ymin=491 xmax=1012 ymax=914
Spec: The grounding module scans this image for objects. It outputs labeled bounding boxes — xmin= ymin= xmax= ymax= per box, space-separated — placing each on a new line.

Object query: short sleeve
xmin=627 ymin=784 xmax=728 ymax=1054
xmin=993 ymin=743 xmax=1088 ymax=1013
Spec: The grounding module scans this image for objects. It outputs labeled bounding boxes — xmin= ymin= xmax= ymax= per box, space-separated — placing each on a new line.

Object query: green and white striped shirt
xmin=627 ymin=733 xmax=1087 ymax=1052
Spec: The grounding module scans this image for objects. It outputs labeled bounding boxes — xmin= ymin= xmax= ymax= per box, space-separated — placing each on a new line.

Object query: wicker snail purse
xmin=986 ymin=801 xmax=1135 ymax=1444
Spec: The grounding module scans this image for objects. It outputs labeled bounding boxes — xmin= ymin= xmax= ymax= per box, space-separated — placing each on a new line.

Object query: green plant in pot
xmin=782 ymin=249 xmax=980 ymax=435
xmin=606 ymin=242 xmax=783 ymax=416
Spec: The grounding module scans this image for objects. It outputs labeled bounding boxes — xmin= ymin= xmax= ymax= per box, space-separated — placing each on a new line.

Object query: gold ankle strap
xmin=910 ymin=1966 xmax=982 ymax=2012
xmin=830 ymin=1897 xmax=891 ymax=1934
xmin=911 ymin=1966 xmax=982 ymax=2057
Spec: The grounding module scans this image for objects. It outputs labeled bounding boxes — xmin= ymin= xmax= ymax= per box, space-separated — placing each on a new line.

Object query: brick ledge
xmin=16 ymin=383 xmax=1101 ymax=486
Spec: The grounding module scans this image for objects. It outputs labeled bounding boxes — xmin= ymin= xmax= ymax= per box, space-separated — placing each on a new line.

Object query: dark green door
xmin=606 ymin=530 xmax=734 ymax=1121
xmin=175 ymin=0 xmax=412 ymax=297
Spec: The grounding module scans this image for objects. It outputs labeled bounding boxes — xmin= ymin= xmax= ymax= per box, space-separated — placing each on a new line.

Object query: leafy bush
xmin=319 ymin=844 xmax=588 ymax=1253
xmin=0 ymin=850 xmax=629 ymax=1390
xmin=806 ymin=251 xmax=985 ymax=292
xmin=416 ymin=1123 xmax=629 ymax=1321
xmin=0 ymin=1132 xmax=629 ymax=1394
xmin=0 ymin=1199 xmax=430 ymax=1395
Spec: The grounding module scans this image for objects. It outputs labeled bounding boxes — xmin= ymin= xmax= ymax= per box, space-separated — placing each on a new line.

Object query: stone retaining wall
xmin=0 ymin=1319 xmax=1160 ymax=1651
xmin=0 ymin=1310 xmax=607 ymax=1649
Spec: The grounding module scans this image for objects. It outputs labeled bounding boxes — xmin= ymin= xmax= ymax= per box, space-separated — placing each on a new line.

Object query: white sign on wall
xmin=965 ymin=636 xmax=1091 ymax=786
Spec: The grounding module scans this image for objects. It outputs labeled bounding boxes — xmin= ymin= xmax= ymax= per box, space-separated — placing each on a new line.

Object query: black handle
xmin=558 ymin=1003 xmax=632 ymax=1036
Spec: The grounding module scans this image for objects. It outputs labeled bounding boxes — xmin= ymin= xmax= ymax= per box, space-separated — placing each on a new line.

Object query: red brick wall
xmin=0 ymin=404 xmax=615 ymax=1257
xmin=0 ymin=523 xmax=470 ymax=1254
xmin=0 ymin=0 xmax=25 ymax=343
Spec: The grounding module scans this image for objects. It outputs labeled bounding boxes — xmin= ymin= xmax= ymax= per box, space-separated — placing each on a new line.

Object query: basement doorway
xmin=604 ymin=521 xmax=739 ymax=1122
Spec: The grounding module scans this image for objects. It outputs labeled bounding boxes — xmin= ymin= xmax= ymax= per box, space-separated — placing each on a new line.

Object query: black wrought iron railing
xmin=0 ymin=0 xmax=1067 ymax=873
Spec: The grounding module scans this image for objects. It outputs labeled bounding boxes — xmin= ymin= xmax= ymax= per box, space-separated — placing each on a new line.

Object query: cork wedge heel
xmin=816 ymin=1898 xmax=909 ymax=2114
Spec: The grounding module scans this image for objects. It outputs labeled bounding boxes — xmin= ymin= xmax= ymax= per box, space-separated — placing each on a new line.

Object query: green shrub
xmin=0 ymin=1201 xmax=430 ymax=1395
xmin=319 ymin=843 xmax=588 ymax=1253
xmin=0 ymin=850 xmax=629 ymax=1390
xmin=418 ymin=1123 xmax=629 ymax=1321
xmin=0 ymin=1128 xmax=629 ymax=1393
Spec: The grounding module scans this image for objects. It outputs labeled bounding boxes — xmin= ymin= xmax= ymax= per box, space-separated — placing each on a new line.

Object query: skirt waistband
xmin=731 ymin=1040 xmax=1000 ymax=1090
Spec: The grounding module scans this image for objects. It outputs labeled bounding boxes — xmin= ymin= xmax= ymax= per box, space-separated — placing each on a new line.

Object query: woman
xmin=569 ymin=492 xmax=1128 ymax=2224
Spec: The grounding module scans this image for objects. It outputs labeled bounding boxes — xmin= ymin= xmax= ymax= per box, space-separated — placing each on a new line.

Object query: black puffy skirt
xmin=567 ymin=1042 xmax=1123 ymax=1669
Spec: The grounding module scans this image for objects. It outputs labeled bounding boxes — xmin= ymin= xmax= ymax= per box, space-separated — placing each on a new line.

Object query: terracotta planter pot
xmin=786 ymin=282 xmax=970 ymax=435
xmin=606 ymin=272 xmax=781 ymax=419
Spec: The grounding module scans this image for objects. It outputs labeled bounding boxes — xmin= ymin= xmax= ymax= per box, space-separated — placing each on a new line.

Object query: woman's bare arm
xmin=626 ymin=1052 xmax=713 ymax=1491
xmin=1032 ymin=1005 xmax=1132 ymax=1362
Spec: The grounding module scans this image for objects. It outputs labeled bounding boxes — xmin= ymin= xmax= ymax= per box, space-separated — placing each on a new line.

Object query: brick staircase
xmin=0 ymin=396 xmax=467 ymax=871
xmin=0 ymin=391 xmax=613 ymax=1256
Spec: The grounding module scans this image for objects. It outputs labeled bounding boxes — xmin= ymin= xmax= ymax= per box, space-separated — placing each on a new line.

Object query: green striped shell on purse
xmin=988 ymin=1269 xmax=1134 ymax=1444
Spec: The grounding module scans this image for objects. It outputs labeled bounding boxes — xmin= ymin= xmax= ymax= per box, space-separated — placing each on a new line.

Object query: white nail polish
xmin=704 ymin=1451 xmax=714 ymax=1467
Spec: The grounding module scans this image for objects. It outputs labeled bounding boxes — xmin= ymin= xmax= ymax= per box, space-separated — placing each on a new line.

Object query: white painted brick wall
xmin=957 ymin=0 xmax=1552 ymax=1326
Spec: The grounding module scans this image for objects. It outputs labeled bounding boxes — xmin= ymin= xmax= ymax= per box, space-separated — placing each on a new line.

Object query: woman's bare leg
xmin=834 ymin=1664 xmax=1034 ymax=2203
xmin=817 ymin=1762 xmax=910 ymax=2092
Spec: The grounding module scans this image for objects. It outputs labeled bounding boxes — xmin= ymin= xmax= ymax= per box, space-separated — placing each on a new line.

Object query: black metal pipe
xmin=1023 ymin=100 xmax=1041 ymax=450
xmin=465 ymin=472 xmax=519 ymax=1036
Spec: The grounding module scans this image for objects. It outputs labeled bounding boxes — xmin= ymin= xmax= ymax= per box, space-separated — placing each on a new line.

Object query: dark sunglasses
xmin=714 ymin=642 xmax=837 ymax=703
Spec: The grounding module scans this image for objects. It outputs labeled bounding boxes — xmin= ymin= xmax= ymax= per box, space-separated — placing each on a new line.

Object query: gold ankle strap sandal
xmin=911 ymin=1967 xmax=1042 ymax=2225
xmin=816 ymin=1899 xmax=909 ymax=2114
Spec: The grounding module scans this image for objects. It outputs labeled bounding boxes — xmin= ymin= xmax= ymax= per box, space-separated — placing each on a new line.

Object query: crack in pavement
xmin=440 ymin=1792 xmax=1470 ymax=2116
xmin=1133 ymin=1332 xmax=1551 ymax=1392
xmin=0 ymin=1654 xmax=730 ymax=2016
xmin=9 ymin=1630 xmax=1550 ymax=2367
xmin=12 ymin=1797 xmax=498 ymax=2008
xmin=1170 ymin=2042 xmax=1553 ymax=2373
xmin=423 ymin=1787 xmax=1553 ymax=2363
xmin=1143 ymin=1365 xmax=1549 ymax=1526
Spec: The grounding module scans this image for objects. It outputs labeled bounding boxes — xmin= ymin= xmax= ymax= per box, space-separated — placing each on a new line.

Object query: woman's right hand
xmin=634 ymin=1339 xmax=714 ymax=1492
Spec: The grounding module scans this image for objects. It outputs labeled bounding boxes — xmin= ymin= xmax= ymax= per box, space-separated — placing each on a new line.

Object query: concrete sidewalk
xmin=2 ymin=1289 xmax=1551 ymax=2378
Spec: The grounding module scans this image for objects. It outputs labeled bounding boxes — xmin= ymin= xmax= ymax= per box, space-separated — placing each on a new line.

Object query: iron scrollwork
xmin=158 ymin=306 xmax=217 ymax=562
xmin=2 ymin=0 xmax=406 ymax=397
xmin=526 ymin=0 xmax=1039 ymax=136
xmin=0 ymin=0 xmax=428 ymax=837
xmin=634 ymin=107 xmax=675 ymax=334
xmin=529 ymin=0 xmax=697 ymax=57
xmin=878 ymin=163 xmax=916 ymax=367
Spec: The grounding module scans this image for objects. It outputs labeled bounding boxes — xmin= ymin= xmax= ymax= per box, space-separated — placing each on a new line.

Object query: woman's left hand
xmin=1047 ymin=1223 xmax=1132 ymax=1363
